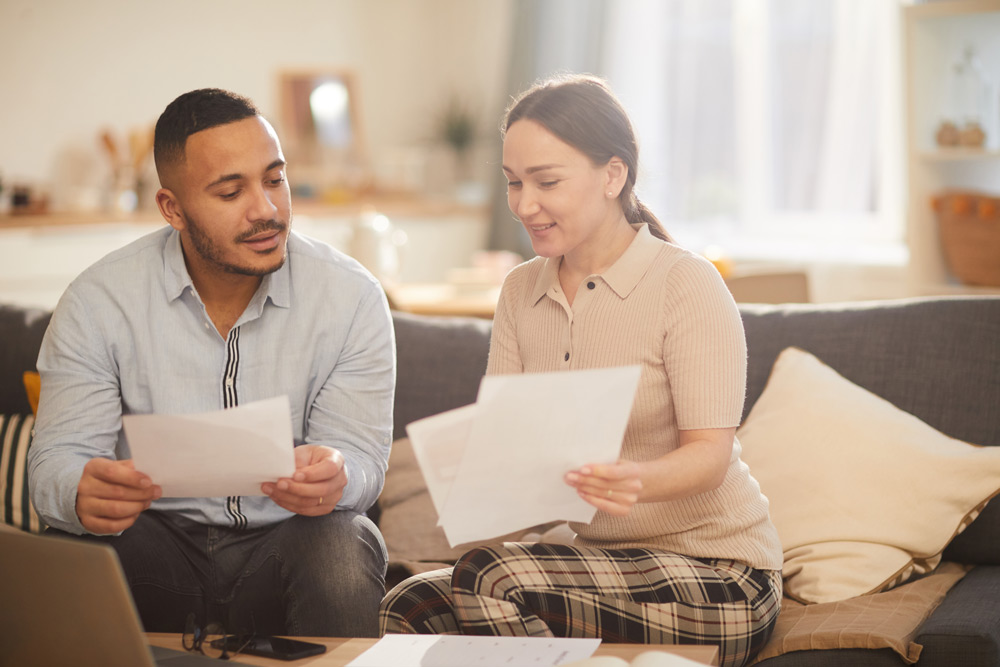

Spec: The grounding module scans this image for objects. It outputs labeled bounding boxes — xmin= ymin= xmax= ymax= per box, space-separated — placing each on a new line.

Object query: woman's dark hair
xmin=154 ymin=88 xmax=260 ymax=180
xmin=501 ymin=74 xmax=672 ymax=242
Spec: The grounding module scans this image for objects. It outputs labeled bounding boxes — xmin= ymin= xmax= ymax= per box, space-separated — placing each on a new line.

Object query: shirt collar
xmin=528 ymin=223 xmax=664 ymax=304
xmin=162 ymin=227 xmax=292 ymax=310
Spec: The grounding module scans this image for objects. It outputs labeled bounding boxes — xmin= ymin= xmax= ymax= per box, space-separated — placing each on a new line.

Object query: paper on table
xmin=407 ymin=366 xmax=641 ymax=546
xmin=561 ymin=650 xmax=711 ymax=666
xmin=346 ymin=634 xmax=601 ymax=667
xmin=123 ymin=395 xmax=295 ymax=497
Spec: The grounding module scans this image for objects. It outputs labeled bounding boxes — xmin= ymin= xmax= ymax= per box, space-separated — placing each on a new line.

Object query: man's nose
xmin=248 ymin=183 xmax=279 ymax=220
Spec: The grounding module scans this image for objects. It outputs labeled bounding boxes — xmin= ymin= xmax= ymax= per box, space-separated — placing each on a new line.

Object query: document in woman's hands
xmin=405 ymin=366 xmax=641 ymax=547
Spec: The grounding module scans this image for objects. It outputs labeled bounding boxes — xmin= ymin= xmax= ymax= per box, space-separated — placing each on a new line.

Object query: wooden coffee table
xmin=146 ymin=634 xmax=720 ymax=666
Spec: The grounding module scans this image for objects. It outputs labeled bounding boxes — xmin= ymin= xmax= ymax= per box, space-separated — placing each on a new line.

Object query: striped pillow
xmin=0 ymin=414 xmax=44 ymax=532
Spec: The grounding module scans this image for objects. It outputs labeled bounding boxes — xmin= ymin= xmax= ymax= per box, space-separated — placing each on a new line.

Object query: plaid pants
xmin=380 ymin=543 xmax=781 ymax=667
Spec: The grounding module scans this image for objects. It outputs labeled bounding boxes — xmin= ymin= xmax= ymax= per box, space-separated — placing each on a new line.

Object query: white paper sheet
xmin=403 ymin=403 xmax=476 ymax=515
xmin=406 ymin=366 xmax=641 ymax=546
xmin=346 ymin=635 xmax=601 ymax=667
xmin=123 ymin=395 xmax=295 ymax=497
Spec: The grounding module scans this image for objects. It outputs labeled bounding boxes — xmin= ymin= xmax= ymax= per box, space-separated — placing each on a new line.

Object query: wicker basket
xmin=931 ymin=191 xmax=1000 ymax=287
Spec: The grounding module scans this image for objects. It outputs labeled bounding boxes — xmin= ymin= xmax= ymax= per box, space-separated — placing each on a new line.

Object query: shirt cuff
xmin=336 ymin=452 xmax=370 ymax=512
xmin=36 ymin=461 xmax=88 ymax=535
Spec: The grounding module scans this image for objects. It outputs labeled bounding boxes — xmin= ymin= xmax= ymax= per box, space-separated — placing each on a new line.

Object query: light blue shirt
xmin=28 ymin=226 xmax=395 ymax=535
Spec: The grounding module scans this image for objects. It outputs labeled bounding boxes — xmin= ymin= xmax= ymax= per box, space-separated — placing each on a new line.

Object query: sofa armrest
xmin=915 ymin=565 xmax=1000 ymax=667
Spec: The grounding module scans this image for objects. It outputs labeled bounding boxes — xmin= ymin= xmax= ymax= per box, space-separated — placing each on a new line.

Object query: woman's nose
xmin=514 ymin=190 xmax=539 ymax=218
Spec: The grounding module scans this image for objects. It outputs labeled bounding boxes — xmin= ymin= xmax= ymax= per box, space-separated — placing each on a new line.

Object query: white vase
xmin=349 ymin=209 xmax=407 ymax=284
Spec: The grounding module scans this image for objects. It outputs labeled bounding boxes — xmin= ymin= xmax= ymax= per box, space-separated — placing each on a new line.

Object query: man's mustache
xmin=235 ymin=220 xmax=288 ymax=242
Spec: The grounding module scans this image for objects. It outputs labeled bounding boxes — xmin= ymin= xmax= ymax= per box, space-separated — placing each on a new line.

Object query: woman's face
xmin=502 ymin=119 xmax=621 ymax=259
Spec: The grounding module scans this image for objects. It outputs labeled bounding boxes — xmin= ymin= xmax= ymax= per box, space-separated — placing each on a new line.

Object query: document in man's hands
xmin=123 ymin=395 xmax=295 ymax=497
xmin=406 ymin=366 xmax=641 ymax=547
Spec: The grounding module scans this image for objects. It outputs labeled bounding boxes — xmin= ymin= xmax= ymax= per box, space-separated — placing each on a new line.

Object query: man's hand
xmin=262 ymin=445 xmax=346 ymax=516
xmin=565 ymin=460 xmax=643 ymax=517
xmin=76 ymin=458 xmax=161 ymax=534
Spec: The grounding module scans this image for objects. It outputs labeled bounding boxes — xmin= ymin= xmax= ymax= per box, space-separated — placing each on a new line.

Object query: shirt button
xmin=204 ymin=322 xmax=211 ymax=329
xmin=564 ymin=352 xmax=570 ymax=361
xmin=587 ymin=281 xmax=596 ymax=289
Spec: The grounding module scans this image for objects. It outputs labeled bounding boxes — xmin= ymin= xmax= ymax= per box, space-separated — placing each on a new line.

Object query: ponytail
xmin=621 ymin=180 xmax=673 ymax=243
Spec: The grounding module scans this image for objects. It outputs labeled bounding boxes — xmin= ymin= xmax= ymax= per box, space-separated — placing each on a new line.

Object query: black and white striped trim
xmin=222 ymin=326 xmax=247 ymax=530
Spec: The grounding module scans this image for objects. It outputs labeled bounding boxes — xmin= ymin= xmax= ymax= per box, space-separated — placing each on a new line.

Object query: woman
xmin=380 ymin=74 xmax=782 ymax=667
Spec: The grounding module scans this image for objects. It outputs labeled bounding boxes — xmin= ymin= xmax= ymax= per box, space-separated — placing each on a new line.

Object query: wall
xmin=0 ymin=0 xmax=513 ymax=208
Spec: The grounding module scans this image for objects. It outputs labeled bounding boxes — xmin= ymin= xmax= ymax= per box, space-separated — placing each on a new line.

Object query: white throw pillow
xmin=738 ymin=346 xmax=1000 ymax=605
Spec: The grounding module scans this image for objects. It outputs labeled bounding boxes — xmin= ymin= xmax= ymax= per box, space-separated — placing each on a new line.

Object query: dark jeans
xmin=46 ymin=509 xmax=387 ymax=637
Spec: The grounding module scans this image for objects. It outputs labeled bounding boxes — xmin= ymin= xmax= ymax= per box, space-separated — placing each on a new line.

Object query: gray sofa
xmin=2 ymin=297 xmax=999 ymax=666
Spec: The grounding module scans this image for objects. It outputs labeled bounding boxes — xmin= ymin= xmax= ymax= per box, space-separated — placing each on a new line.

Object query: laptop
xmin=0 ymin=526 xmax=218 ymax=666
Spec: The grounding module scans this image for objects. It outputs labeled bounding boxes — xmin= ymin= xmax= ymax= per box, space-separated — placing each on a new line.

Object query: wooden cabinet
xmin=903 ymin=0 xmax=1000 ymax=294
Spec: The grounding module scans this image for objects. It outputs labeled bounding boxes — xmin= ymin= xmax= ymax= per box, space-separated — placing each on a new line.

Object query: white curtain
xmin=488 ymin=0 xmax=608 ymax=256
xmin=602 ymin=0 xmax=895 ymax=243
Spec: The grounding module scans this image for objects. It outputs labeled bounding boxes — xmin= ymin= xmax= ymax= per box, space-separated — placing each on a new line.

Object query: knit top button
xmin=587 ymin=281 xmax=596 ymax=289
xmin=564 ymin=352 xmax=570 ymax=361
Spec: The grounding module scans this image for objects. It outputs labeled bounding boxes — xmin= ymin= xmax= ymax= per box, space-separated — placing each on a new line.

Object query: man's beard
xmin=185 ymin=213 xmax=289 ymax=277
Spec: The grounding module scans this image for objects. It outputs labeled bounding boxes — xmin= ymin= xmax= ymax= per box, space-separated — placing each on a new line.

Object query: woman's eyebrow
xmin=502 ymin=163 xmax=564 ymax=175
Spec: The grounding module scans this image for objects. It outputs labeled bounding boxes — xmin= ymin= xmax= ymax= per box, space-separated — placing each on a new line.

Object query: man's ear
xmin=605 ymin=157 xmax=628 ymax=198
xmin=155 ymin=188 xmax=185 ymax=231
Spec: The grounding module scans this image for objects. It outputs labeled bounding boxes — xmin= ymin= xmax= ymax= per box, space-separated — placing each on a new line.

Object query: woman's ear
xmin=605 ymin=157 xmax=628 ymax=198
xmin=155 ymin=188 xmax=185 ymax=231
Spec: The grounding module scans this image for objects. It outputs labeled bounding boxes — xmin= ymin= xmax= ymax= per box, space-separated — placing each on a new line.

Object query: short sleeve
xmin=661 ymin=255 xmax=747 ymax=429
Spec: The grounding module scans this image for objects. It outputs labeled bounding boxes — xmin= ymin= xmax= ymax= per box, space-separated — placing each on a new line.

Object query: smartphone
xmin=216 ymin=635 xmax=326 ymax=660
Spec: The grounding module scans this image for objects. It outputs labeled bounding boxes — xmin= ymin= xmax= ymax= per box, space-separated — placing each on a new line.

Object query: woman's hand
xmin=565 ymin=461 xmax=642 ymax=516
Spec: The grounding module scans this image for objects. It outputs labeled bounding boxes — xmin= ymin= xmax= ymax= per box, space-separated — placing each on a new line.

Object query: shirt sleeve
xmin=28 ymin=286 xmax=124 ymax=535
xmin=661 ymin=254 xmax=747 ymax=430
xmin=485 ymin=270 xmax=525 ymax=377
xmin=305 ymin=283 xmax=395 ymax=513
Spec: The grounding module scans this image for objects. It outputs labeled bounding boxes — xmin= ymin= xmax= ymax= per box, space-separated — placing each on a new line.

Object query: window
xmin=603 ymin=0 xmax=903 ymax=258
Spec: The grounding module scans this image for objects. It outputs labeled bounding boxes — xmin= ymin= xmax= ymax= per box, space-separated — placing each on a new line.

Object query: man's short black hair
xmin=154 ymin=88 xmax=260 ymax=180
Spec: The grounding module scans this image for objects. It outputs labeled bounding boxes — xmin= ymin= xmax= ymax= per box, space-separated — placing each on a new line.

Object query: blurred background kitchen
xmin=2 ymin=0 xmax=999 ymax=314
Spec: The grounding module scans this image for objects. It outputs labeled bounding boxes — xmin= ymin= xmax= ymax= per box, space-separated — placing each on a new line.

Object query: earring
xmin=607 ymin=191 xmax=614 ymax=197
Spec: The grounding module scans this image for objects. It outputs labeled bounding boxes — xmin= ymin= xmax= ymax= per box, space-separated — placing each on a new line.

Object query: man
xmin=27 ymin=88 xmax=395 ymax=637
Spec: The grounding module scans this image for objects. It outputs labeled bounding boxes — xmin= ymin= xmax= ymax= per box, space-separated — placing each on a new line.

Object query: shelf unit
xmin=903 ymin=0 xmax=1000 ymax=295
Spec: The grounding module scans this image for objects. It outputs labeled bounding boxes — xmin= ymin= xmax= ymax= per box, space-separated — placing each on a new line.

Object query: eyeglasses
xmin=182 ymin=612 xmax=253 ymax=661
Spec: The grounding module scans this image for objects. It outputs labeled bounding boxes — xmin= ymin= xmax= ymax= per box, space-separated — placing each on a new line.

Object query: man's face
xmin=170 ymin=116 xmax=292 ymax=279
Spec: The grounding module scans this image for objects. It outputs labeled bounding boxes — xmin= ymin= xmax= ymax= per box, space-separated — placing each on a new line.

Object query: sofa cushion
xmin=22 ymin=372 xmax=39 ymax=415
xmin=391 ymin=312 xmax=491 ymax=441
xmin=0 ymin=414 xmax=43 ymax=532
xmin=750 ymin=562 xmax=969 ymax=666
xmin=0 ymin=305 xmax=51 ymax=415
xmin=739 ymin=298 xmax=1000 ymax=566
xmin=913 ymin=565 xmax=1000 ymax=666
xmin=738 ymin=346 xmax=1000 ymax=605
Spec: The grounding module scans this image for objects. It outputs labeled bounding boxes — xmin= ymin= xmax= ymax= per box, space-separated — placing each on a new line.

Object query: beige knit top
xmin=486 ymin=224 xmax=783 ymax=571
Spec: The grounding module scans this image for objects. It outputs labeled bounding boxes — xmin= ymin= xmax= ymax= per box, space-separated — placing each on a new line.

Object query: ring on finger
xmin=318 ymin=496 xmax=324 ymax=506
xmin=606 ymin=489 xmax=613 ymax=499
